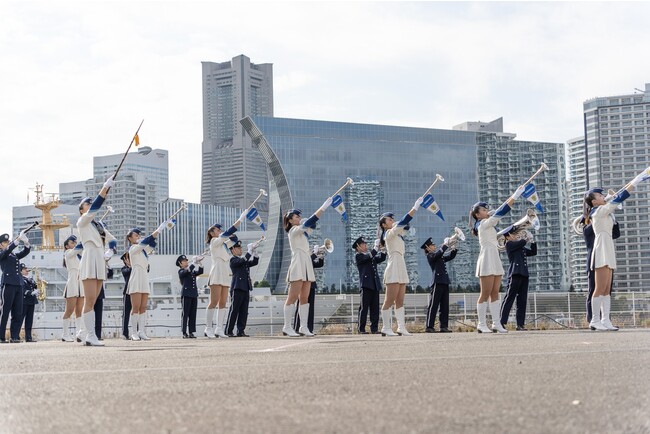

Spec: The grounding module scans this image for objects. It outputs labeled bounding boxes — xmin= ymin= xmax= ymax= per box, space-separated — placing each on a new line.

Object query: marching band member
xmin=126 ymin=222 xmax=172 ymax=341
xmin=583 ymin=179 xmax=639 ymax=331
xmin=177 ymin=254 xmax=202 ymax=339
xmin=498 ymin=227 xmax=537 ymax=331
xmin=0 ymin=231 xmax=31 ymax=343
xmin=422 ymin=237 xmax=457 ymax=333
xmin=120 ymin=252 xmax=132 ymax=340
xmin=61 ymin=235 xmax=84 ymax=342
xmin=204 ymin=209 xmax=248 ymax=339
xmin=293 ymin=247 xmax=325 ymax=335
xmin=282 ymin=197 xmax=332 ymax=337
xmin=225 ymin=237 xmax=259 ymax=337
xmin=20 ymin=264 xmax=38 ymax=342
xmin=353 ymin=237 xmax=386 ymax=334
xmin=469 ymin=184 xmax=525 ymax=334
xmin=77 ymin=177 xmax=117 ymax=346
xmin=377 ymin=196 xmax=424 ymax=337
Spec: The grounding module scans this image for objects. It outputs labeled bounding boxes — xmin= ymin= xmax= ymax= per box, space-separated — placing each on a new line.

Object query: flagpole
xmin=112 ymin=119 xmax=145 ymax=183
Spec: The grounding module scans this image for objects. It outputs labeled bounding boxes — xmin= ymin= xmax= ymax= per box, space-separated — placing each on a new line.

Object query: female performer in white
xmin=583 ymin=169 xmax=646 ymax=330
xmin=468 ymin=185 xmax=525 ymax=334
xmin=126 ymin=221 xmax=173 ymax=341
xmin=204 ymin=209 xmax=248 ymax=338
xmin=282 ymin=198 xmax=332 ymax=337
xmin=77 ymin=176 xmax=116 ymax=346
xmin=61 ymin=235 xmax=84 ymax=342
xmin=377 ymin=196 xmax=423 ymax=337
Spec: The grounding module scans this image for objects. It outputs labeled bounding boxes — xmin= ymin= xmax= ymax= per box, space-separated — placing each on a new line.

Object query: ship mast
xmin=32 ymin=183 xmax=70 ymax=250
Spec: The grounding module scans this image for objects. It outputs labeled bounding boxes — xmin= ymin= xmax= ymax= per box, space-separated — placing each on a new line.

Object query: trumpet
xmin=316 ymin=238 xmax=334 ymax=256
xmin=34 ymin=268 xmax=47 ymax=302
xmin=445 ymin=227 xmax=466 ymax=250
xmin=249 ymin=235 xmax=266 ymax=252
xmin=497 ymin=208 xmax=540 ymax=251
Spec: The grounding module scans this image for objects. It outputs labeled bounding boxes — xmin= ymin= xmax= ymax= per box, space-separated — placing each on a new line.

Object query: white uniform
xmin=383 ymin=225 xmax=409 ymax=285
xmin=475 ymin=215 xmax=505 ymax=277
xmin=77 ymin=210 xmax=116 ymax=280
xmin=127 ymin=241 xmax=155 ymax=295
xmin=64 ymin=248 xmax=84 ymax=298
xmin=590 ymin=202 xmax=618 ymax=270
xmin=287 ymin=224 xmax=315 ymax=282
xmin=208 ymin=236 xmax=234 ymax=286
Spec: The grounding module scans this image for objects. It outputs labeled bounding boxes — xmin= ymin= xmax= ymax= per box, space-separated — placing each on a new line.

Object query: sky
xmin=1 ymin=1 xmax=649 ymax=234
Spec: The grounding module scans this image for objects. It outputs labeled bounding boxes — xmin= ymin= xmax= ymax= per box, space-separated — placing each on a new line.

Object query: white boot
xmin=600 ymin=295 xmax=619 ymax=331
xmin=130 ymin=313 xmax=140 ymax=340
xmin=84 ymin=311 xmax=104 ymax=346
xmin=138 ymin=313 xmax=150 ymax=340
xmin=476 ymin=302 xmax=492 ymax=333
xmin=75 ymin=316 xmax=85 ymax=343
xmin=381 ymin=308 xmax=397 ymax=336
xmin=204 ymin=308 xmax=216 ymax=338
xmin=282 ymin=304 xmax=299 ymax=337
xmin=395 ymin=306 xmax=411 ymax=336
xmin=215 ymin=308 xmax=228 ymax=338
xmin=589 ymin=297 xmax=608 ymax=331
xmin=490 ymin=301 xmax=508 ymax=333
xmin=62 ymin=318 xmax=74 ymax=342
xmin=298 ymin=303 xmax=314 ymax=336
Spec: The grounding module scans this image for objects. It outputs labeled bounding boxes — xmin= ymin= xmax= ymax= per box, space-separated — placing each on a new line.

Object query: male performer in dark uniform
xmin=120 ymin=252 xmax=132 ymax=340
xmin=422 ymin=237 xmax=457 ymax=333
xmin=354 ymin=236 xmax=386 ymax=334
xmin=177 ymin=254 xmax=203 ymax=338
xmin=293 ymin=248 xmax=325 ymax=335
xmin=0 ymin=231 xmax=31 ymax=343
xmin=20 ymin=264 xmax=38 ymax=342
xmin=499 ymin=226 xmax=537 ymax=330
xmin=225 ymin=237 xmax=259 ymax=337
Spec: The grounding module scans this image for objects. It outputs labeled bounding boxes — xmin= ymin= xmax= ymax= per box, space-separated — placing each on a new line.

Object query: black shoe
xmin=0 ymin=338 xmax=6 ymax=344
xmin=10 ymin=338 xmax=21 ymax=343
xmin=26 ymin=338 xmax=37 ymax=342
xmin=123 ymin=335 xmax=130 ymax=340
xmin=439 ymin=328 xmax=452 ymax=333
xmin=98 ymin=337 xmax=104 ymax=341
xmin=182 ymin=333 xmax=190 ymax=339
xmin=189 ymin=333 xmax=196 ymax=339
xmin=516 ymin=326 xmax=528 ymax=331
xmin=425 ymin=327 xmax=437 ymax=333
xmin=236 ymin=332 xmax=250 ymax=337
xmin=358 ymin=330 xmax=369 ymax=334
xmin=226 ymin=332 xmax=235 ymax=337
xmin=370 ymin=330 xmax=380 ymax=334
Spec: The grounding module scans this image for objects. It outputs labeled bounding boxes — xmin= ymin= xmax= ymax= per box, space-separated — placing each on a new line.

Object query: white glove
xmin=103 ymin=175 xmax=115 ymax=189
xmin=31 ymin=290 xmax=38 ymax=296
xmin=630 ymin=167 xmax=650 ymax=187
xmin=313 ymin=245 xmax=320 ymax=255
xmin=443 ymin=237 xmax=450 ymax=246
xmin=104 ymin=249 xmax=114 ymax=260
xmin=239 ymin=209 xmax=249 ymax=224
xmin=373 ymin=239 xmax=380 ymax=250
xmin=319 ymin=197 xmax=333 ymax=212
xmin=512 ymin=185 xmax=526 ymax=200
xmin=247 ymin=243 xmax=254 ymax=255
xmin=413 ymin=196 xmax=424 ymax=209
xmin=19 ymin=233 xmax=29 ymax=245
xmin=156 ymin=221 xmax=169 ymax=233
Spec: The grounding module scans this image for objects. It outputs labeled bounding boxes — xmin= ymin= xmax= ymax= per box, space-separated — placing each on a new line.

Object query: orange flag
xmin=134 ymin=134 xmax=140 ymax=146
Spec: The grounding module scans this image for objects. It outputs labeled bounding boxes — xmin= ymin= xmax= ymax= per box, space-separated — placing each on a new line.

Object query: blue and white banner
xmin=522 ymin=184 xmax=544 ymax=213
xmin=331 ymin=194 xmax=348 ymax=222
xmin=420 ymin=194 xmax=445 ymax=221
xmin=246 ymin=207 xmax=266 ymax=231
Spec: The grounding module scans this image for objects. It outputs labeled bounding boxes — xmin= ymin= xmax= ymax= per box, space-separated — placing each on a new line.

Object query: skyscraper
xmin=567 ymin=136 xmax=589 ymax=291
xmin=200 ymin=55 xmax=273 ymax=210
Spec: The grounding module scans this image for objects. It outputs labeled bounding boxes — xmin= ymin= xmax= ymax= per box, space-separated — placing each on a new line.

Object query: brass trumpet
xmin=249 ymin=235 xmax=266 ymax=252
xmin=316 ymin=238 xmax=334 ymax=255
xmin=34 ymin=268 xmax=47 ymax=302
xmin=445 ymin=227 xmax=466 ymax=250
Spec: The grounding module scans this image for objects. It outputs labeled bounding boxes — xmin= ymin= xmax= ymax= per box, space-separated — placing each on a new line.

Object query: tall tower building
xmin=567 ymin=136 xmax=589 ymax=291
xmin=201 ymin=55 xmax=273 ymax=210
xmin=581 ymin=83 xmax=650 ymax=290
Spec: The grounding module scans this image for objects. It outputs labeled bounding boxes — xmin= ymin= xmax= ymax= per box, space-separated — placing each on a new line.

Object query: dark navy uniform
xmin=226 ymin=247 xmax=259 ymax=337
xmin=584 ymin=220 xmax=620 ymax=323
xmin=95 ymin=279 xmax=106 ymax=340
xmin=293 ymin=253 xmax=324 ymax=334
xmin=499 ymin=237 xmax=537 ymax=328
xmin=354 ymin=237 xmax=386 ymax=334
xmin=423 ymin=239 xmax=457 ymax=332
xmin=0 ymin=235 xmax=31 ymax=343
xmin=177 ymin=254 xmax=203 ymax=338
xmin=20 ymin=266 xmax=38 ymax=342
xmin=121 ymin=253 xmax=132 ymax=339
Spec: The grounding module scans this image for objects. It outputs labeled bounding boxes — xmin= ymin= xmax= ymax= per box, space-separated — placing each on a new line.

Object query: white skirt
xmin=475 ymin=245 xmax=504 ymax=277
xmin=383 ymin=254 xmax=409 ymax=285
xmin=127 ymin=267 xmax=150 ymax=295
xmin=208 ymin=259 xmax=232 ymax=286
xmin=64 ymin=270 xmax=84 ymax=298
xmin=591 ymin=235 xmax=616 ymax=270
xmin=79 ymin=245 xmax=107 ymax=280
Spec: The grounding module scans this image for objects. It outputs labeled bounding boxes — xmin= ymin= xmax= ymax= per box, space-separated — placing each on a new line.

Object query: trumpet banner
xmin=522 ymin=184 xmax=544 ymax=213
xmin=246 ymin=207 xmax=266 ymax=231
xmin=421 ymin=194 xmax=445 ymax=221
xmin=331 ymin=194 xmax=348 ymax=222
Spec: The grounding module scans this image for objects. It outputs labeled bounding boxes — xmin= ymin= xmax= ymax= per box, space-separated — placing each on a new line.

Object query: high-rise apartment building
xmin=200 ymin=55 xmax=273 ymax=210
xmin=579 ymin=83 xmax=650 ymax=291
xmin=567 ymin=136 xmax=589 ymax=291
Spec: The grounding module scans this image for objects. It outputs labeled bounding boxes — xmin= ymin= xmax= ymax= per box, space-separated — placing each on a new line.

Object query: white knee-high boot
xmin=84 ymin=311 xmax=104 ymax=346
xmin=204 ymin=308 xmax=216 ymax=338
xmin=215 ymin=308 xmax=228 ymax=338
xmin=75 ymin=316 xmax=85 ymax=342
xmin=395 ymin=306 xmax=411 ymax=336
xmin=381 ymin=308 xmax=397 ymax=336
xmin=138 ymin=313 xmax=150 ymax=340
xmin=62 ymin=318 xmax=73 ymax=342
xmin=589 ymin=297 xmax=608 ymax=331
xmin=600 ymin=295 xmax=619 ymax=331
xmin=130 ymin=313 xmax=140 ymax=340
xmin=476 ymin=302 xmax=492 ymax=333
xmin=490 ymin=301 xmax=508 ymax=333
xmin=282 ymin=304 xmax=299 ymax=336
xmin=298 ymin=303 xmax=313 ymax=336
